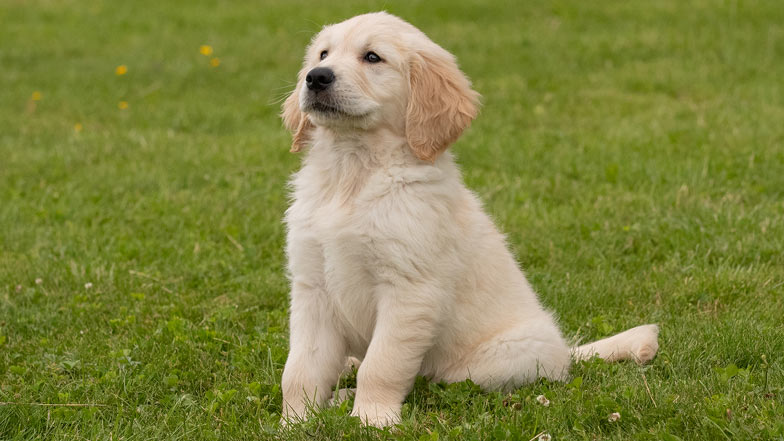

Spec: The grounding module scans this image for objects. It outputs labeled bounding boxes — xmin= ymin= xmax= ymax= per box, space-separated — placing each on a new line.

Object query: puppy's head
xmin=282 ymin=12 xmax=480 ymax=161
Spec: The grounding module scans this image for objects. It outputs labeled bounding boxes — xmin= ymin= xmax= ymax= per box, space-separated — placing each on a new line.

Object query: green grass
xmin=1 ymin=0 xmax=783 ymax=439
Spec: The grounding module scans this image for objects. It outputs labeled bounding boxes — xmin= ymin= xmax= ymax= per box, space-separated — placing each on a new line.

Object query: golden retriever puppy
xmin=280 ymin=12 xmax=659 ymax=427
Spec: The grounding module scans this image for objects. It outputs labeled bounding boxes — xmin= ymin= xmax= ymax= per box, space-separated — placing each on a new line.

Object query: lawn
xmin=1 ymin=0 xmax=783 ymax=439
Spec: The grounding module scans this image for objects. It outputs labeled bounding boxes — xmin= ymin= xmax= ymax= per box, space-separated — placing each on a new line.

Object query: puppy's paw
xmin=346 ymin=356 xmax=362 ymax=369
xmin=327 ymin=387 xmax=356 ymax=407
xmin=630 ymin=324 xmax=660 ymax=364
xmin=340 ymin=356 xmax=362 ymax=377
xmin=279 ymin=402 xmax=309 ymax=427
xmin=351 ymin=402 xmax=401 ymax=428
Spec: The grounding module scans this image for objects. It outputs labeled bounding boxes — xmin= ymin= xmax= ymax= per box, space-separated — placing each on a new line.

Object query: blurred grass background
xmin=1 ymin=0 xmax=783 ymax=439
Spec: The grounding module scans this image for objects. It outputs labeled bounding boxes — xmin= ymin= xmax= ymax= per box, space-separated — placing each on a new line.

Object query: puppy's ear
xmin=406 ymin=47 xmax=480 ymax=162
xmin=281 ymin=85 xmax=313 ymax=153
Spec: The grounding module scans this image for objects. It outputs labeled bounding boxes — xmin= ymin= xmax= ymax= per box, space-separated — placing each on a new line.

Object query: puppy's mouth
xmin=307 ymin=101 xmax=350 ymax=115
xmin=302 ymin=96 xmax=368 ymax=120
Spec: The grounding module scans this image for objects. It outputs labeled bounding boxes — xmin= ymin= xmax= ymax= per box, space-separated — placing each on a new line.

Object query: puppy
xmin=280 ymin=12 xmax=659 ymax=427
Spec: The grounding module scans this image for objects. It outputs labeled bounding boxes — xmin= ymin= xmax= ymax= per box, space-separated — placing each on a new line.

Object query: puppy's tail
xmin=571 ymin=324 xmax=659 ymax=364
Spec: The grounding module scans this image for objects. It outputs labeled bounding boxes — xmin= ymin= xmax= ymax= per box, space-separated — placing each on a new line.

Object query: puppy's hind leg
xmin=572 ymin=324 xmax=660 ymax=364
xmin=436 ymin=317 xmax=572 ymax=392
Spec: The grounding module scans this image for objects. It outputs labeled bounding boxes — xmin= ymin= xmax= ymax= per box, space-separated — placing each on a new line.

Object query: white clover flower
xmin=539 ymin=433 xmax=552 ymax=441
xmin=35 ymin=278 xmax=43 ymax=285
xmin=536 ymin=394 xmax=550 ymax=407
xmin=608 ymin=412 xmax=621 ymax=422
xmin=84 ymin=282 xmax=93 ymax=289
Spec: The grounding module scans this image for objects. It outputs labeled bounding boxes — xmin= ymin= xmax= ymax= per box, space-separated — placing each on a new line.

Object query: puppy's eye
xmin=363 ymin=51 xmax=382 ymax=63
xmin=320 ymin=50 xmax=328 ymax=60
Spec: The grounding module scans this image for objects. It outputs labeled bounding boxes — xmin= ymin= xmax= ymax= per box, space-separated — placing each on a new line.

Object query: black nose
xmin=305 ymin=67 xmax=335 ymax=91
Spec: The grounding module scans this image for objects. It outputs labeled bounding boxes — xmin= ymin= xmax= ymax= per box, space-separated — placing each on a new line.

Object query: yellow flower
xmin=118 ymin=101 xmax=129 ymax=110
xmin=200 ymin=45 xmax=213 ymax=56
xmin=210 ymin=57 xmax=220 ymax=67
xmin=31 ymin=91 xmax=42 ymax=101
xmin=74 ymin=123 xmax=83 ymax=133
xmin=115 ymin=65 xmax=128 ymax=75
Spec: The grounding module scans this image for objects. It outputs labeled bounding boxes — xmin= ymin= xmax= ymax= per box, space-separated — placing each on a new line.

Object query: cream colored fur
xmin=280 ymin=12 xmax=659 ymax=428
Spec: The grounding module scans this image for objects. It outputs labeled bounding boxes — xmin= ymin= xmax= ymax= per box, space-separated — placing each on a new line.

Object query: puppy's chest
xmin=295 ymin=194 xmax=384 ymax=341
xmin=309 ymin=197 xmax=381 ymax=279
xmin=292 ymin=166 xmax=392 ymax=256
xmin=291 ymin=173 xmax=389 ymax=280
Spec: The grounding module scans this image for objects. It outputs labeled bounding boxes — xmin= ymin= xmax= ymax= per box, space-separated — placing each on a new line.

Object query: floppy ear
xmin=281 ymin=85 xmax=313 ymax=153
xmin=406 ymin=47 xmax=480 ymax=162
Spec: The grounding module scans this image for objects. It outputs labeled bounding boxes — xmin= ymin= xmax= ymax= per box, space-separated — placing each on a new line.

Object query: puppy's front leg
xmin=351 ymin=282 xmax=442 ymax=427
xmin=281 ymin=280 xmax=346 ymax=424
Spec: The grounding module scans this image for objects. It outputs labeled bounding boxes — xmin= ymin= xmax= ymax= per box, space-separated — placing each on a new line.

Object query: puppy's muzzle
xmin=306 ymin=67 xmax=335 ymax=92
